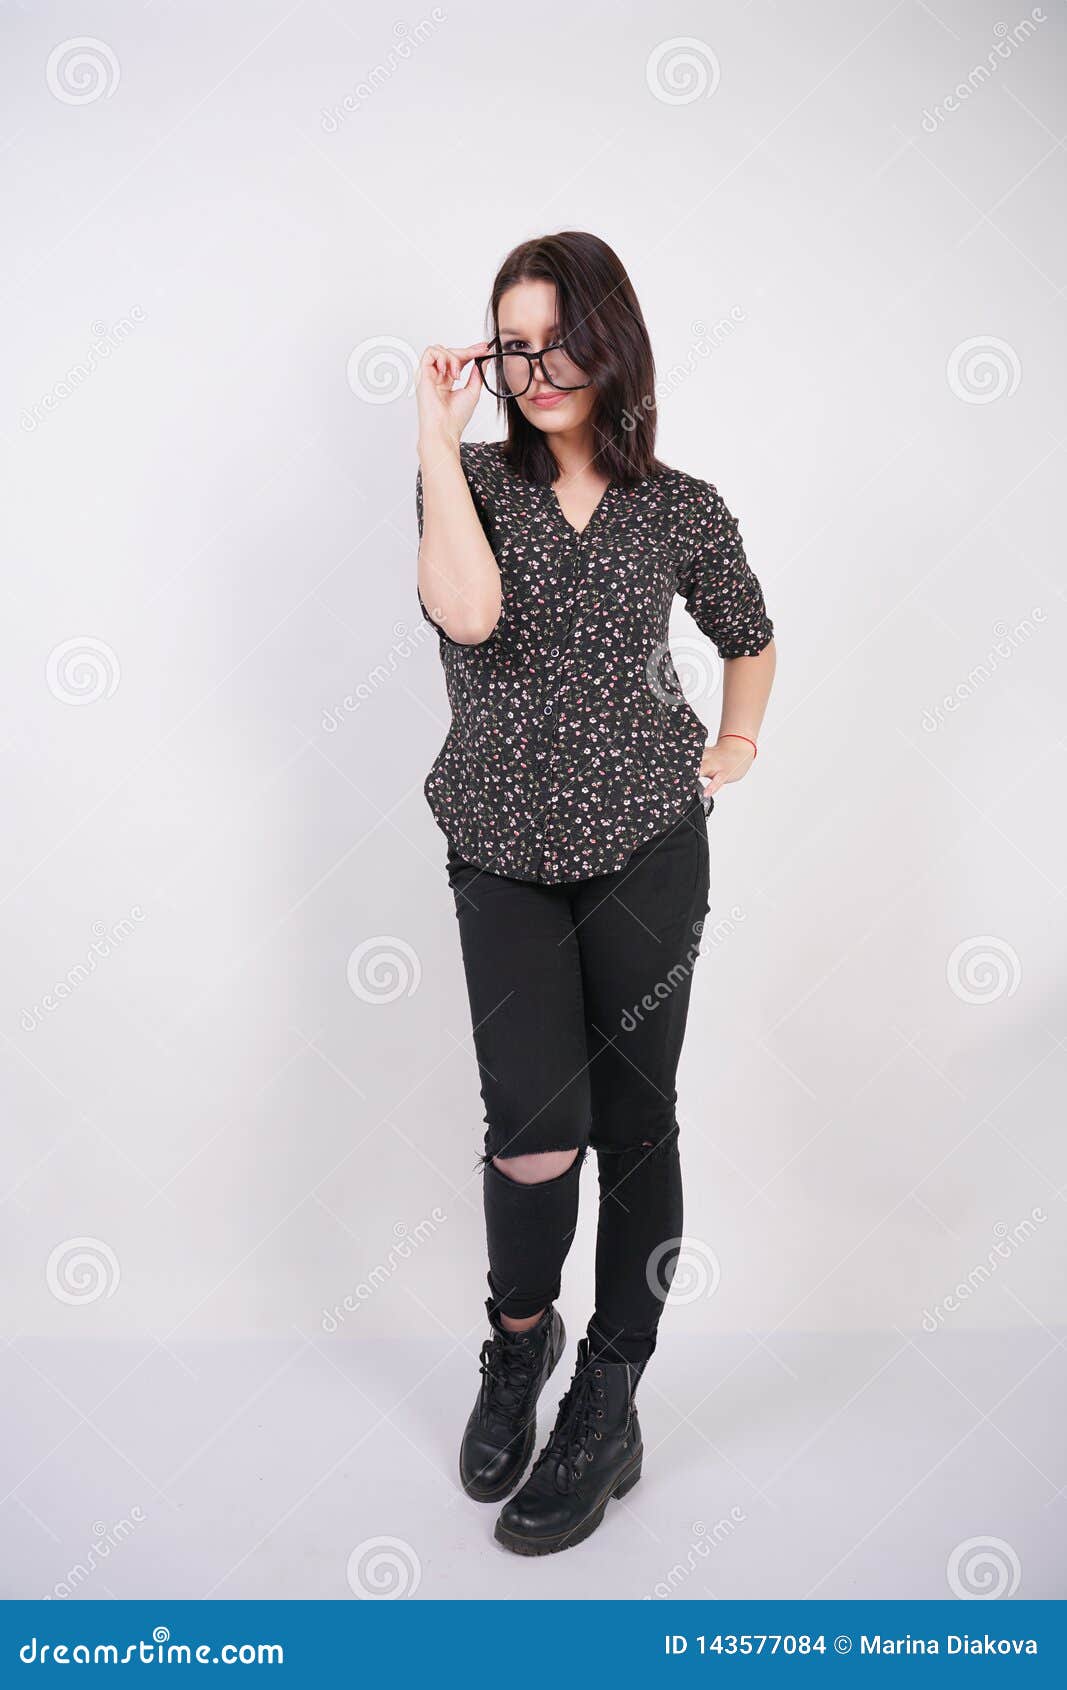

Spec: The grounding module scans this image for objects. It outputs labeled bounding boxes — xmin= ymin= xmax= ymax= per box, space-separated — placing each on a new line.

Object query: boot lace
xmin=536 ymin=1363 xmax=608 ymax=1492
xmin=477 ymin=1333 xmax=537 ymax=1423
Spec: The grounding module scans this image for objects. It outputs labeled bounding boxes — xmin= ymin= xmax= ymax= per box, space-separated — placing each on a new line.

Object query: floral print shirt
xmin=416 ymin=441 xmax=773 ymax=884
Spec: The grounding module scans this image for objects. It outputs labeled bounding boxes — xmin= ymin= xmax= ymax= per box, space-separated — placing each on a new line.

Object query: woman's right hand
xmin=416 ymin=341 xmax=488 ymax=452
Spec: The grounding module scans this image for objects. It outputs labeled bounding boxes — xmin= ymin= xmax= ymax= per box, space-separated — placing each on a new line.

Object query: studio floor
xmin=2 ymin=1327 xmax=1064 ymax=1602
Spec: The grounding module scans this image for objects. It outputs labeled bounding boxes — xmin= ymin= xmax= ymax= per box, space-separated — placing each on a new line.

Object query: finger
xmin=450 ymin=340 xmax=491 ymax=360
xmin=450 ymin=345 xmax=489 ymax=385
xmin=421 ymin=346 xmax=453 ymax=384
xmin=448 ymin=346 xmax=481 ymax=383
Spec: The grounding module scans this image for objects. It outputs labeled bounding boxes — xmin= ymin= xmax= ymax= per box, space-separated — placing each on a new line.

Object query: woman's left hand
xmin=698 ymin=737 xmax=756 ymax=798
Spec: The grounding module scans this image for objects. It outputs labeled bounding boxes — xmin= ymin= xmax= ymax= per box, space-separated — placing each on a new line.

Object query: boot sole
xmin=493 ymin=1447 xmax=643 ymax=1555
xmin=459 ymin=1317 xmax=567 ymax=1503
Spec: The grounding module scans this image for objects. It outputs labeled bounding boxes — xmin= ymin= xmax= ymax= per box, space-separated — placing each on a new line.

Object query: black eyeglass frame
xmin=473 ymin=338 xmax=593 ymax=399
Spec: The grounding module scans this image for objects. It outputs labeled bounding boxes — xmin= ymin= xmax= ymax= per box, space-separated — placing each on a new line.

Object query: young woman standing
xmin=415 ymin=232 xmax=775 ymax=1556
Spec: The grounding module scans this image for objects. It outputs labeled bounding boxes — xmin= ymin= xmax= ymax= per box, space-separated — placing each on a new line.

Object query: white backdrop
xmin=2 ymin=0 xmax=1064 ymax=1601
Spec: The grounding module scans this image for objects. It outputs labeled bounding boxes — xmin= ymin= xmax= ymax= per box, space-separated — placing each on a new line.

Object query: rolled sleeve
xmin=677 ymin=483 xmax=773 ymax=659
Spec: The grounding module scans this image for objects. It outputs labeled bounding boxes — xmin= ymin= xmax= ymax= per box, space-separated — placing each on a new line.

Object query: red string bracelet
xmin=721 ymin=733 xmax=758 ymax=758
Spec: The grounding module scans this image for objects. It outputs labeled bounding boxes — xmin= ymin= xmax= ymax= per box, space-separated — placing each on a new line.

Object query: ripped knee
xmin=593 ymin=1126 xmax=679 ymax=1211
xmin=479 ymin=1147 xmax=581 ymax=1185
xmin=592 ymin=1121 xmax=679 ymax=1162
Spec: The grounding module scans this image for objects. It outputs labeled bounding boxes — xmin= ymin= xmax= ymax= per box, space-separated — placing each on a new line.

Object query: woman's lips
xmin=529 ymin=392 xmax=567 ymax=409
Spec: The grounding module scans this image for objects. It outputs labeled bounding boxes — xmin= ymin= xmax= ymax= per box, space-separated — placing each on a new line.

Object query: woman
xmin=414 ymin=231 xmax=775 ymax=1557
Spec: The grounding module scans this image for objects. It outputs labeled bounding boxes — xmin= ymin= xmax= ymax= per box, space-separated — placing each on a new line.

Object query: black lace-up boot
xmin=493 ymin=1337 xmax=645 ymax=1554
xmin=459 ymin=1299 xmax=567 ymax=1502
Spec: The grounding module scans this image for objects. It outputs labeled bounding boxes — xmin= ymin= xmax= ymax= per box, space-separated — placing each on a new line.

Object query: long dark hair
xmin=487 ymin=231 xmax=665 ymax=487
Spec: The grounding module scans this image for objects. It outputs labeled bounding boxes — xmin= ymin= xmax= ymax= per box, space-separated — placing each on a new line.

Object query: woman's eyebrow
xmin=497 ymin=325 xmax=560 ymax=340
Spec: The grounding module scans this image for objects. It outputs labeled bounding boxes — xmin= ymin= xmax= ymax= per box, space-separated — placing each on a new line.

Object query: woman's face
xmin=494 ymin=279 xmax=597 ymax=435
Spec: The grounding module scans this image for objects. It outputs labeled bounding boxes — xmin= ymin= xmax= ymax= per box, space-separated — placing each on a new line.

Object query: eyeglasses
xmin=474 ymin=340 xmax=591 ymax=400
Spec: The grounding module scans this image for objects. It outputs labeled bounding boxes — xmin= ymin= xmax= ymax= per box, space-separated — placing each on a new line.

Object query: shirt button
xmin=550 ymin=647 xmax=559 ymax=657
xmin=544 ymin=703 xmax=554 ymax=714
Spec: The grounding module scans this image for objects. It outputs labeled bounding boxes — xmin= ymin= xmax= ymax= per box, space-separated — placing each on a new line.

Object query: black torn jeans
xmin=446 ymin=794 xmax=711 ymax=1366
